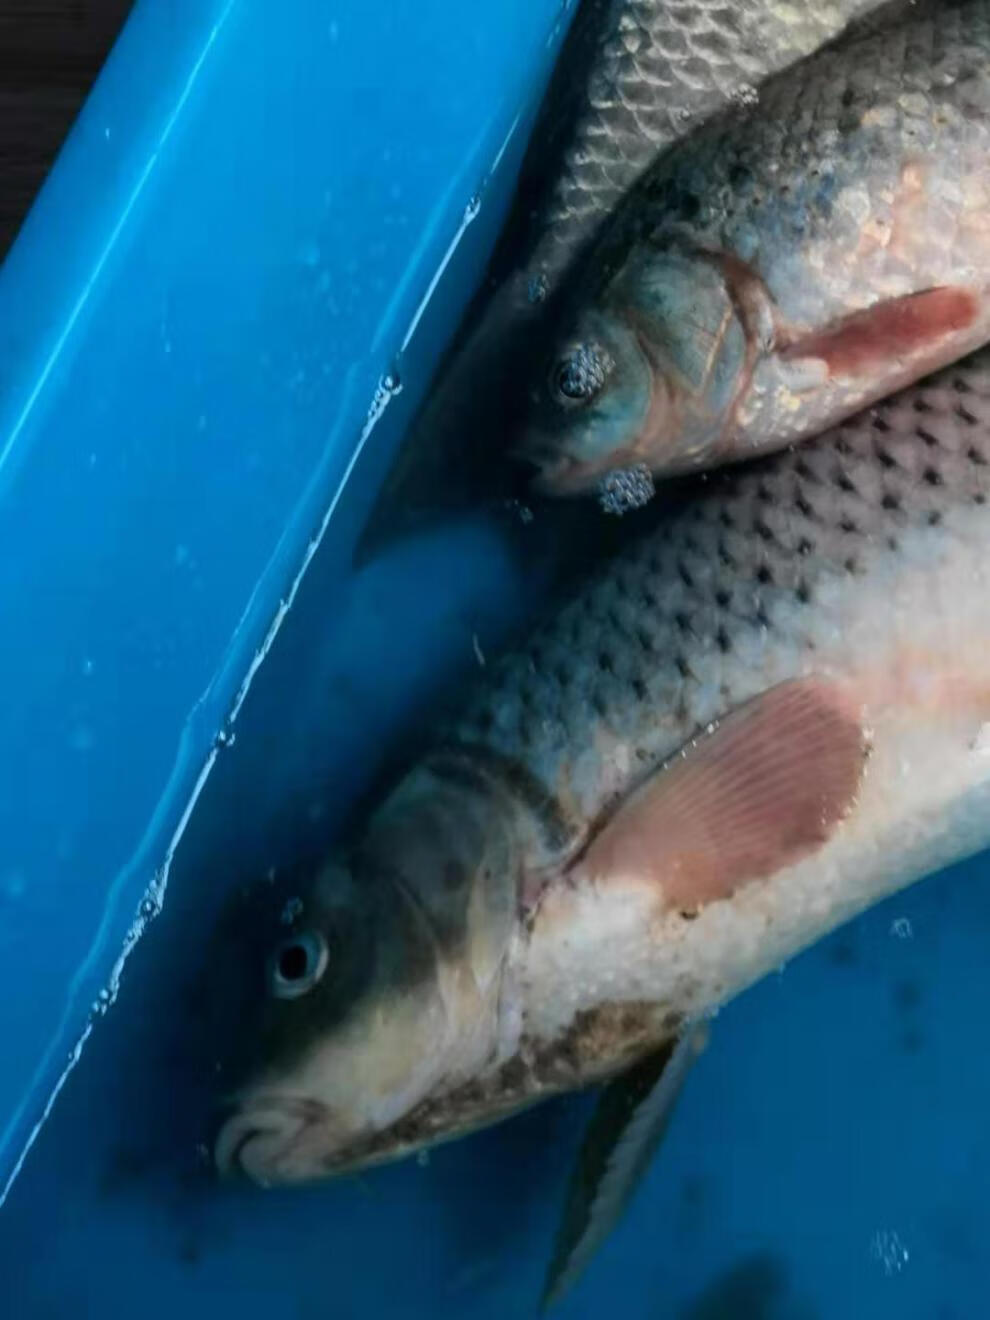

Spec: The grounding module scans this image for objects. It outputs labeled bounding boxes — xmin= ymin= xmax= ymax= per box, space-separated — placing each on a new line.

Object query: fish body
xmin=356 ymin=0 xmax=883 ymax=558
xmin=216 ymin=344 xmax=990 ymax=1188
xmin=523 ymin=0 xmax=990 ymax=497
xmin=505 ymin=0 xmax=887 ymax=289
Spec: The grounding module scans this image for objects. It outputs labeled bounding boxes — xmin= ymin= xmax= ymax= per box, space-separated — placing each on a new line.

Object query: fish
xmin=498 ymin=0 xmax=888 ymax=294
xmin=355 ymin=0 xmax=884 ymax=559
xmin=212 ymin=343 xmax=990 ymax=1303
xmin=520 ymin=0 xmax=990 ymax=500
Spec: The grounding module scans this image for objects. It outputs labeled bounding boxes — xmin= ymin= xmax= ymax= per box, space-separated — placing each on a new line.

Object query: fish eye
xmin=551 ymin=343 xmax=612 ymax=405
xmin=269 ymin=929 xmax=328 ymax=1000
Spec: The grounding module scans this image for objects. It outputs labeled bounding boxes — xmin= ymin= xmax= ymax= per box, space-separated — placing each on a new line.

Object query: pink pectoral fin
xmin=781 ymin=287 xmax=981 ymax=380
xmin=580 ymin=679 xmax=869 ymax=910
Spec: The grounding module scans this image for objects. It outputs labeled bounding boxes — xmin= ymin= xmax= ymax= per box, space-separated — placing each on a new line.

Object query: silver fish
xmin=214 ymin=345 xmax=990 ymax=1298
xmin=521 ymin=0 xmax=990 ymax=497
xmin=356 ymin=0 xmax=883 ymax=558
xmin=508 ymin=0 xmax=887 ymax=290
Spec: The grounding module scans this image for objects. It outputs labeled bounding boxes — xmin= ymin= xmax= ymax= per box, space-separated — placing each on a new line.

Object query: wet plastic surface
xmin=1 ymin=2 xmax=989 ymax=1317
xmin=0 ymin=0 xmax=576 ymax=1198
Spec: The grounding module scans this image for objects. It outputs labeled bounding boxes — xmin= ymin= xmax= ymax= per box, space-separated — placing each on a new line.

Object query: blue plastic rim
xmin=0 ymin=0 xmax=578 ymax=1197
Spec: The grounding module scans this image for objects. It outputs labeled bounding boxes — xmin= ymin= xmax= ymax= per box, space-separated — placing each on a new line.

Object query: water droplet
xmin=215 ymin=728 xmax=236 ymax=749
xmin=281 ymin=897 xmax=304 ymax=925
xmin=731 ymin=83 xmax=759 ymax=108
xmin=464 ymin=195 xmax=482 ymax=222
xmin=174 ymin=544 xmax=190 ymax=567
xmin=416 ymin=1149 xmax=430 ymax=1168
xmin=503 ymin=498 xmax=534 ymax=525
xmin=890 ymin=917 xmax=913 ymax=940
xmin=82 ymin=657 xmax=95 ymax=677
xmin=383 ymin=366 xmax=402 ymax=393
xmin=870 ymin=1229 xmax=909 ymax=1276
xmin=527 ymin=272 xmax=550 ymax=305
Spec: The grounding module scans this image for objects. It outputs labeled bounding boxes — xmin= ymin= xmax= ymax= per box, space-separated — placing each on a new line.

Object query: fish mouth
xmin=511 ymin=442 xmax=593 ymax=498
xmin=213 ymin=1094 xmax=333 ymax=1186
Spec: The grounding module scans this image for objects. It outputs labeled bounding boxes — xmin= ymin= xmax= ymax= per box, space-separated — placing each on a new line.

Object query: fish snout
xmin=212 ymin=1094 xmax=331 ymax=1185
xmin=510 ymin=439 xmax=592 ymax=498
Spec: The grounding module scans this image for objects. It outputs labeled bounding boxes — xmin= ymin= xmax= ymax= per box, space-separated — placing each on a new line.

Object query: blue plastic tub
xmin=1 ymin=3 xmax=989 ymax=1316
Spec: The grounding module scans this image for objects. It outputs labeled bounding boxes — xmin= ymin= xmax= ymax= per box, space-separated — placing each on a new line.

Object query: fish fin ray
xmin=779 ymin=286 xmax=981 ymax=381
xmin=579 ymin=678 xmax=868 ymax=909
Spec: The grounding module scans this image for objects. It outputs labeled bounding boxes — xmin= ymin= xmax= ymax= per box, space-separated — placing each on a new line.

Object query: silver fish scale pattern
xmin=448 ymin=349 xmax=990 ymax=835
xmin=611 ymin=0 xmax=990 ymax=327
xmin=531 ymin=0 xmax=882 ymax=284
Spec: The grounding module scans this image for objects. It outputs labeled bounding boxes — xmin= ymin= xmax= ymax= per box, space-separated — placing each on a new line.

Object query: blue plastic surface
xmin=0 ymin=0 xmax=577 ymax=1197
xmin=3 ymin=3 xmax=990 ymax=1318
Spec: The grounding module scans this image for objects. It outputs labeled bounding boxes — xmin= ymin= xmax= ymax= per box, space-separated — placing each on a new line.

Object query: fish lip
xmin=213 ymin=1094 xmax=329 ymax=1184
xmin=510 ymin=442 xmax=589 ymax=498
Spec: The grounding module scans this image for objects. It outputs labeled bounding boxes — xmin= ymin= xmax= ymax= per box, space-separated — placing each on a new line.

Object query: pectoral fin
xmin=542 ymin=1024 xmax=709 ymax=1310
xmin=578 ymin=678 xmax=868 ymax=911
xmin=780 ymin=286 xmax=980 ymax=382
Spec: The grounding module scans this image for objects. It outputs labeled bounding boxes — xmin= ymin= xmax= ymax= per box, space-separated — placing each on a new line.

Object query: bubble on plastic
xmin=139 ymin=893 xmax=162 ymax=921
xmin=870 ymin=1229 xmax=909 ymax=1276
xmin=731 ymin=82 xmax=759 ymax=108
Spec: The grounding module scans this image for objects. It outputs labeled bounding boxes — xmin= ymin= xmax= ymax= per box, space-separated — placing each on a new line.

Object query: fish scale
xmin=622 ymin=1 xmax=990 ymax=321
xmin=532 ymin=0 xmax=884 ymax=282
xmin=452 ymin=349 xmax=990 ymax=832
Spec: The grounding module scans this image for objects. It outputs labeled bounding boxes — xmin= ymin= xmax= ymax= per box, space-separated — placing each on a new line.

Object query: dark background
xmin=0 ymin=0 xmax=132 ymax=258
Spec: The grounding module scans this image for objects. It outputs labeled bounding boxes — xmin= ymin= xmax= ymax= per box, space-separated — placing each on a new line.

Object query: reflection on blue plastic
xmin=0 ymin=0 xmax=577 ymax=1197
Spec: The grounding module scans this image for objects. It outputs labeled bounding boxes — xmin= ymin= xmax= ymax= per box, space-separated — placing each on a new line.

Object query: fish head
xmin=519 ymin=305 xmax=658 ymax=497
xmin=211 ymin=772 xmax=520 ymax=1185
xmin=519 ymin=245 xmax=749 ymax=495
